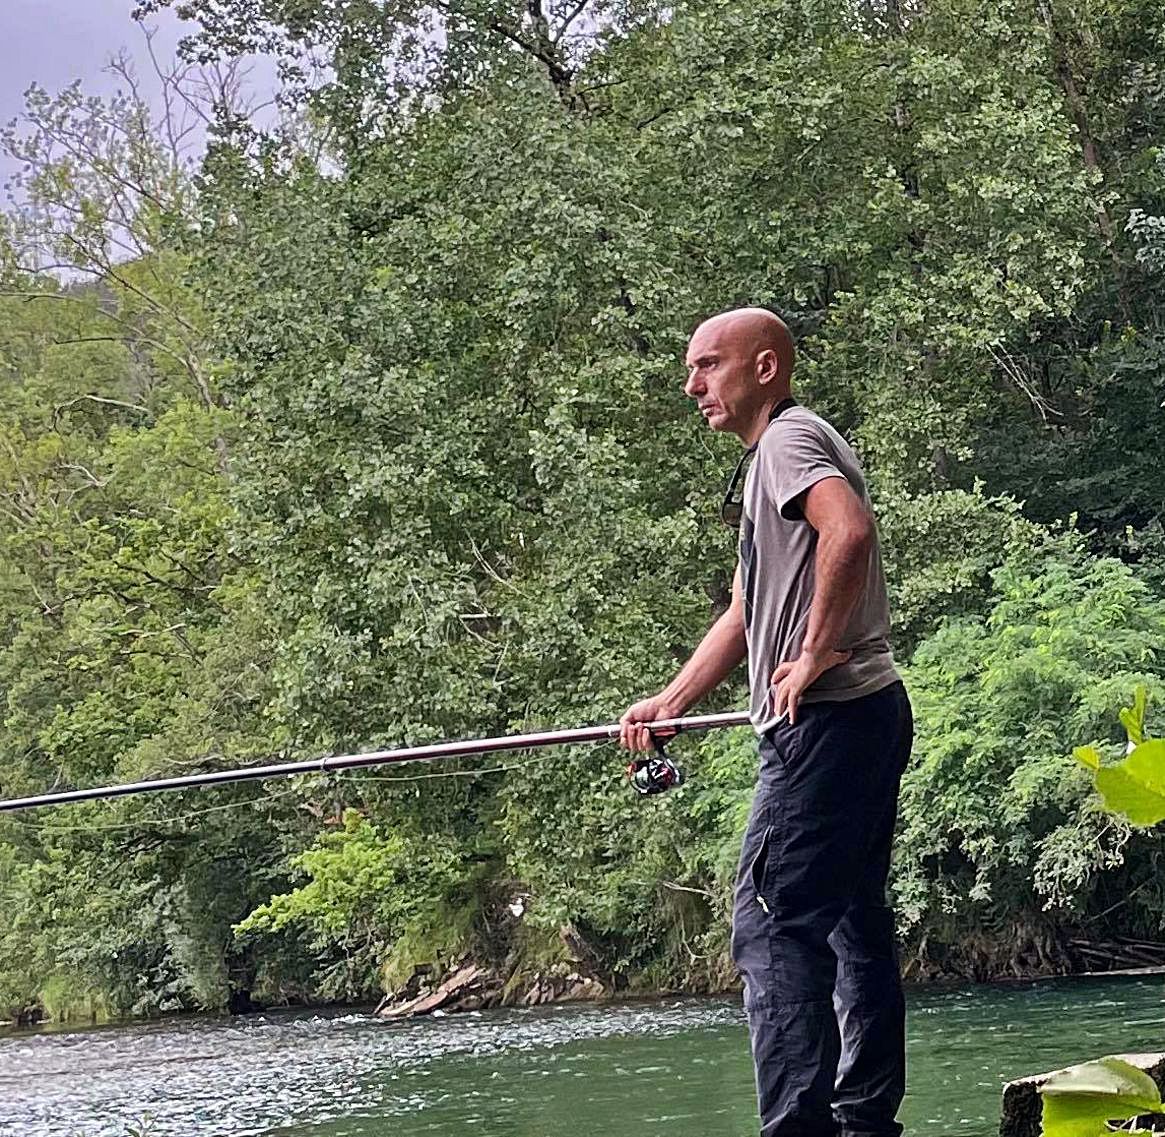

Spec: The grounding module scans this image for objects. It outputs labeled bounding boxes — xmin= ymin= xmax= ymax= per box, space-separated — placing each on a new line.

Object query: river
xmin=2 ymin=975 xmax=1163 ymax=1137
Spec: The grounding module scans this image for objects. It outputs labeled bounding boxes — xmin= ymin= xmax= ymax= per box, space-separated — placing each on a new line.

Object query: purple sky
xmin=1 ymin=0 xmax=276 ymax=191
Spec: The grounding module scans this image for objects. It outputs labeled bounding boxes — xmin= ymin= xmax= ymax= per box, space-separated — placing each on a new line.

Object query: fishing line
xmin=1 ymin=786 xmax=305 ymax=833
xmin=336 ymin=754 xmax=557 ymax=783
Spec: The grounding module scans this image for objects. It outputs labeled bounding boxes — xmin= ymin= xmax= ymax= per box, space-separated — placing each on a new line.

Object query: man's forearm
xmin=659 ymin=607 xmax=748 ymax=714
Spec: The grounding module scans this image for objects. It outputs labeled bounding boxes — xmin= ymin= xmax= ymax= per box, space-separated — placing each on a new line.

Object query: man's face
xmin=684 ymin=321 xmax=758 ymax=438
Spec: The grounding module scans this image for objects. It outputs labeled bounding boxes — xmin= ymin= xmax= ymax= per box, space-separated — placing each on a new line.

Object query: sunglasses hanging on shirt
xmin=719 ymin=398 xmax=797 ymax=529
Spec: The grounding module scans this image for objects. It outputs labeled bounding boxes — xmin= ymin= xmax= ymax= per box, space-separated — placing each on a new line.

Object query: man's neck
xmin=740 ymin=392 xmax=793 ymax=448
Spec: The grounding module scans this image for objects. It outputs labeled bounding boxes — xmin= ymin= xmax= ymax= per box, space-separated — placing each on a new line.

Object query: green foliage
xmin=876 ymin=487 xmax=1052 ymax=654
xmin=7 ymin=0 xmax=1165 ymax=1019
xmin=1074 ymin=686 xmax=1165 ymax=826
xmin=0 ymin=78 xmax=293 ymax=1019
xmin=1040 ymin=1057 xmax=1165 ymax=1137
xmin=235 ymin=808 xmax=472 ymax=999
xmin=896 ymin=540 xmax=1165 ymax=974
xmin=1076 ymin=742 xmax=1165 ymax=828
xmin=1121 ymin=686 xmax=1151 ymax=748
xmin=1049 ymin=693 xmax=1165 ymax=1135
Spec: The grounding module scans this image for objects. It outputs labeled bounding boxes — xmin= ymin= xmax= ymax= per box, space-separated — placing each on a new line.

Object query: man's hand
xmin=619 ymin=694 xmax=682 ymax=753
xmin=770 ymin=646 xmax=852 ymax=725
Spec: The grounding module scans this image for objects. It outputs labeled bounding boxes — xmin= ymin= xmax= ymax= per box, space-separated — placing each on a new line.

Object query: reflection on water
xmin=2 ymin=976 xmax=1163 ymax=1137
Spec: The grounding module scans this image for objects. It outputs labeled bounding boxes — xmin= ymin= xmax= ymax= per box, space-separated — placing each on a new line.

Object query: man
xmin=619 ymin=307 xmax=912 ymax=1137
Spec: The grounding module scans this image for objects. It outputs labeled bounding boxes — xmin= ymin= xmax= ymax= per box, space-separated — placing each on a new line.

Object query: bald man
xmin=620 ymin=308 xmax=912 ymax=1137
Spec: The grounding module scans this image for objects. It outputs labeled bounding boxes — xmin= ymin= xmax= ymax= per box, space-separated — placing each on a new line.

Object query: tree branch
xmin=552 ymin=0 xmax=590 ymax=44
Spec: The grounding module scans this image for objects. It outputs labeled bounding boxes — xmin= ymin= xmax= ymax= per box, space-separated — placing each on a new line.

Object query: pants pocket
xmin=749 ymin=824 xmax=776 ymax=914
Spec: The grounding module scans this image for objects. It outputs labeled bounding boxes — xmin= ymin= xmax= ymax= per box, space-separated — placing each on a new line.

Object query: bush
xmin=895 ymin=534 xmax=1165 ymax=977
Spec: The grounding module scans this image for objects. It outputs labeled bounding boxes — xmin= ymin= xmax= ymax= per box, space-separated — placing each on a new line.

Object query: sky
xmin=0 ymin=0 xmax=276 ymax=193
xmin=2 ymin=1 xmax=187 ymax=121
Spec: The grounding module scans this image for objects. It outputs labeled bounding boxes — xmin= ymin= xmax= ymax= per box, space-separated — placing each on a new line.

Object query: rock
xmin=520 ymin=973 xmax=547 ymax=1006
xmin=1000 ymin=1052 xmax=1165 ymax=1136
xmin=14 ymin=1004 xmax=43 ymax=1027
xmin=374 ymin=963 xmax=434 ymax=1015
xmin=511 ymin=964 xmax=605 ymax=1008
xmin=375 ymin=955 xmax=606 ymax=1020
xmin=379 ymin=963 xmax=486 ymax=1018
xmin=566 ymin=976 xmax=603 ymax=1000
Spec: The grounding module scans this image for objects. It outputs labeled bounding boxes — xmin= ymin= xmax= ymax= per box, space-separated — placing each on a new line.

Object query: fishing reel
xmin=626 ymin=731 xmax=684 ymax=796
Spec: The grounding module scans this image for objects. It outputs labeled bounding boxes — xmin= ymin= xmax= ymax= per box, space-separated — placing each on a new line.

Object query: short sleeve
xmin=758 ymin=420 xmax=846 ymax=521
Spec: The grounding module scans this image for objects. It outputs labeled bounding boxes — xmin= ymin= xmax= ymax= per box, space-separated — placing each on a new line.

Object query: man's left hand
xmin=770 ymin=646 xmax=852 ymax=725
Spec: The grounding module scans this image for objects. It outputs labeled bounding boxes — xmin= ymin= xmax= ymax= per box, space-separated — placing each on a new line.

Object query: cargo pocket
xmin=749 ymin=824 xmax=777 ymax=915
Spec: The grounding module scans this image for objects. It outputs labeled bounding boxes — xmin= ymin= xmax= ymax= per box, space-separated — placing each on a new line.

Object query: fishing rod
xmin=0 ymin=711 xmax=751 ymax=814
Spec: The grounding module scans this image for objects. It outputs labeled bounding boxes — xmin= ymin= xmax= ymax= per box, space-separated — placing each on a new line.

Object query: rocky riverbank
xmin=375 ymin=958 xmax=607 ymax=1017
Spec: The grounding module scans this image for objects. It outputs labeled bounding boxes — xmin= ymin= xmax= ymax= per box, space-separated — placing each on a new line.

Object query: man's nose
xmin=684 ymin=370 xmax=702 ymax=398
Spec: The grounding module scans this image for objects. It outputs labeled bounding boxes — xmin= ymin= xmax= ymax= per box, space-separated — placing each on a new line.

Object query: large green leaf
xmin=1040 ymin=1057 xmax=1165 ymax=1137
xmin=1075 ymin=740 xmax=1165 ymax=826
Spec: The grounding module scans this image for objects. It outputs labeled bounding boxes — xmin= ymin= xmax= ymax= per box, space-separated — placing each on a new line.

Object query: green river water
xmin=2 ymin=975 xmax=1164 ymax=1137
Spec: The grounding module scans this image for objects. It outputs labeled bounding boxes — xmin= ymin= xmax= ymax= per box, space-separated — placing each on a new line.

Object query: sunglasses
xmin=718 ymin=398 xmax=796 ymax=528
xmin=720 ymin=444 xmax=757 ymax=529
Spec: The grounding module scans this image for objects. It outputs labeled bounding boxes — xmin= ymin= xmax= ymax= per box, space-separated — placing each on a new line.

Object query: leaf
xmin=1085 ymin=739 xmax=1165 ymax=826
xmin=1040 ymin=1057 xmax=1165 ymax=1137
xmin=1074 ymin=745 xmax=1101 ymax=772
xmin=1120 ymin=685 xmax=1150 ymax=747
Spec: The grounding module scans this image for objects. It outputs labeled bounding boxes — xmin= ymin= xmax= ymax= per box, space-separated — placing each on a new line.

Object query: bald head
xmin=694 ymin=307 xmax=795 ymax=387
xmin=684 ymin=307 xmax=796 ymax=444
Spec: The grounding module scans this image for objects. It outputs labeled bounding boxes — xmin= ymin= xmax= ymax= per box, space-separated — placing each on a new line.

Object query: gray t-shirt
xmin=740 ymin=405 xmax=900 ymax=734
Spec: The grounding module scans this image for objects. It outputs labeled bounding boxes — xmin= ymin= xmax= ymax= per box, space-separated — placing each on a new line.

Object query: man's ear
xmin=755 ymin=348 xmax=780 ymax=385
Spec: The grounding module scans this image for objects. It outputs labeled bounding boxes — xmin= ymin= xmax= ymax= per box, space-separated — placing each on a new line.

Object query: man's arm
xmin=770 ymin=476 xmax=873 ymax=724
xmin=619 ymin=564 xmax=748 ymax=752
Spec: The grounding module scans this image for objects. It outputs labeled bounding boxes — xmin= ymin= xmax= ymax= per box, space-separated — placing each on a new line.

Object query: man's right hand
xmin=619 ymin=694 xmax=682 ymax=753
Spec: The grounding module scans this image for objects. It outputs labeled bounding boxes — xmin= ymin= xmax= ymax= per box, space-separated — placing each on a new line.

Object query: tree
xmin=896 ymin=536 xmax=1165 ymax=977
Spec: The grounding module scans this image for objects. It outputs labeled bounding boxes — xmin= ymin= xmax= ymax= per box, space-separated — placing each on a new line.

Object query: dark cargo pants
xmin=730 ymin=680 xmax=913 ymax=1137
